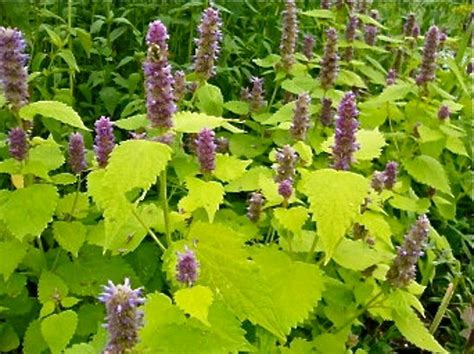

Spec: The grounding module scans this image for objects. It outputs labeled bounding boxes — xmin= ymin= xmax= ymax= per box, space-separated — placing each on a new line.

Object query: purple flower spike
xmin=174 ymin=70 xmax=186 ymax=102
xmin=196 ymin=128 xmax=216 ymax=174
xmin=320 ymin=97 xmax=335 ymax=127
xmin=98 ymin=278 xmax=145 ymax=354
xmin=387 ymin=215 xmax=430 ymax=288
xmin=371 ymin=171 xmax=385 ymax=192
xmin=280 ymin=0 xmax=299 ymax=72
xmin=416 ymin=25 xmax=440 ymax=86
xmin=403 ymin=14 xmax=416 ymax=36
xmin=320 ymin=28 xmax=339 ymax=91
xmin=290 ymin=92 xmax=311 ymax=141
xmin=438 ymin=105 xmax=450 ymax=120
xmin=248 ymin=77 xmax=265 ymax=113
xmin=357 ymin=0 xmax=370 ymax=14
xmin=68 ymin=133 xmax=87 ymax=175
xmin=8 ymin=127 xmax=28 ymax=161
xmin=0 ymin=27 xmax=29 ymax=111
xmin=247 ymin=192 xmax=265 ymax=222
xmin=278 ymin=179 xmax=293 ymax=200
xmin=321 ymin=0 xmax=331 ymax=9
xmin=303 ymin=33 xmax=315 ymax=61
xmin=193 ymin=7 xmax=223 ymax=81
xmin=274 ymin=144 xmax=298 ymax=182
xmin=383 ymin=161 xmax=398 ymax=190
xmin=364 ymin=25 xmax=377 ymax=45
xmin=344 ymin=14 xmax=359 ymax=62
xmin=467 ymin=60 xmax=474 ymax=75
xmin=331 ymin=92 xmax=360 ymax=171
xmin=144 ymin=20 xmax=175 ymax=129
xmin=386 ymin=69 xmax=397 ymax=86
xmin=411 ymin=25 xmax=420 ymax=39
xmin=176 ymin=247 xmax=200 ymax=287
xmin=154 ymin=132 xmax=175 ymax=145
xmin=94 ymin=116 xmax=115 ymax=168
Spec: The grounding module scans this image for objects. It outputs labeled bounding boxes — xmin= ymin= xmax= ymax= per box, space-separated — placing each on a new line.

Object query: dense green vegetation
xmin=0 ymin=1 xmax=472 ymax=353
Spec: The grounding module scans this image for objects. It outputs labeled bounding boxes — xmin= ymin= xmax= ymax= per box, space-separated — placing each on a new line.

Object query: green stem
xmin=131 ymin=208 xmax=166 ymax=251
xmin=306 ymin=233 xmax=319 ymax=262
xmin=67 ymin=0 xmax=74 ymax=97
xmin=160 ymin=169 xmax=172 ymax=246
xmin=429 ymin=280 xmax=458 ymax=335
xmin=66 ymin=175 xmax=81 ymax=221
xmin=267 ymin=79 xmax=281 ymax=112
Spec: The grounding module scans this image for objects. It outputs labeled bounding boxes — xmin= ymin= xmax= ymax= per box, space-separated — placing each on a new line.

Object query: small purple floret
xmin=437 ymin=105 xmax=450 ymax=120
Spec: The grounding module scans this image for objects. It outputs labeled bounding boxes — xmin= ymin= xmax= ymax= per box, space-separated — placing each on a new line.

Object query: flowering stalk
xmin=344 ymin=14 xmax=359 ymax=62
xmin=320 ymin=97 xmax=335 ymax=126
xmin=8 ymin=127 xmax=28 ymax=161
xmin=371 ymin=161 xmax=398 ymax=192
xmin=193 ymin=7 xmax=223 ymax=81
xmin=387 ymin=215 xmax=430 ymax=288
xmin=320 ymin=28 xmax=339 ymax=91
xmin=331 ymin=92 xmax=360 ymax=170
xmin=437 ymin=105 xmax=450 ymax=120
xmin=290 ymin=92 xmax=311 ymax=141
xmin=0 ymin=27 xmax=29 ymax=112
xmin=144 ymin=20 xmax=175 ymax=129
xmin=94 ymin=116 xmax=115 ymax=168
xmin=364 ymin=10 xmax=379 ymax=46
xmin=68 ymin=133 xmax=87 ymax=175
xmin=247 ymin=77 xmax=265 ymax=113
xmin=280 ymin=0 xmax=299 ymax=72
xmin=174 ymin=70 xmax=186 ymax=102
xmin=274 ymin=144 xmax=298 ymax=183
xmin=247 ymin=192 xmax=265 ymax=222
xmin=278 ymin=179 xmax=293 ymax=202
xmin=386 ymin=69 xmax=397 ymax=86
xmin=176 ymin=247 xmax=200 ymax=286
xmin=415 ymin=25 xmax=440 ymax=86
xmin=196 ymin=128 xmax=216 ymax=174
xmin=403 ymin=14 xmax=416 ymax=36
xmin=98 ymin=278 xmax=145 ymax=354
xmin=303 ymin=33 xmax=315 ymax=61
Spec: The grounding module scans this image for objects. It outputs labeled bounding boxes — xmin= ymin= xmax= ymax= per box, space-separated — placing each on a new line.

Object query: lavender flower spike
xmin=278 ymin=179 xmax=293 ymax=201
xmin=303 ymin=33 xmax=315 ymax=61
xmin=94 ymin=116 xmax=115 ymax=168
xmin=68 ymin=133 xmax=87 ymax=174
xmin=248 ymin=77 xmax=265 ymax=113
xmin=0 ymin=27 xmax=29 ymax=111
xmin=174 ymin=70 xmax=186 ymax=102
xmin=415 ymin=25 xmax=440 ymax=86
xmin=344 ymin=14 xmax=359 ymax=62
xmin=193 ymin=7 xmax=223 ymax=81
xmin=387 ymin=215 xmax=430 ymax=288
xmin=280 ymin=0 xmax=299 ymax=72
xmin=196 ymin=128 xmax=216 ymax=174
xmin=274 ymin=144 xmax=298 ymax=182
xmin=331 ymin=92 xmax=360 ymax=170
xmin=383 ymin=161 xmax=398 ymax=190
xmin=247 ymin=192 xmax=265 ymax=222
xmin=144 ymin=20 xmax=175 ymax=129
xmin=176 ymin=247 xmax=200 ymax=287
xmin=98 ymin=278 xmax=145 ymax=354
xmin=290 ymin=92 xmax=311 ymax=141
xmin=386 ymin=69 xmax=397 ymax=86
xmin=320 ymin=28 xmax=339 ymax=91
xmin=8 ymin=127 xmax=28 ymax=161
xmin=320 ymin=97 xmax=335 ymax=127
xmin=403 ymin=14 xmax=416 ymax=36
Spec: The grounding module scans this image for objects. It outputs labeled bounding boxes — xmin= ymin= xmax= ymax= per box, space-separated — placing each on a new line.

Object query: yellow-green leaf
xmin=214 ymin=154 xmax=251 ymax=183
xmin=178 ymin=178 xmax=224 ymax=222
xmin=404 ymin=155 xmax=451 ymax=195
xmin=174 ymin=285 xmax=214 ymax=325
xmin=19 ymin=101 xmax=89 ymax=130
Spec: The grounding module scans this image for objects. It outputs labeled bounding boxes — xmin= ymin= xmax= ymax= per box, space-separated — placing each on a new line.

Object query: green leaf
xmin=446 ymin=136 xmax=468 ymax=156
xmin=139 ymin=293 xmax=252 ymax=353
xmin=0 ymin=239 xmax=27 ymax=280
xmin=333 ymin=239 xmax=393 ymax=271
xmin=38 ymin=271 xmax=68 ymax=304
xmin=56 ymin=192 xmax=89 ymax=220
xmin=0 ymin=323 xmax=20 ymax=352
xmin=273 ymin=207 xmax=309 ymax=236
xmin=41 ymin=310 xmax=78 ymax=354
xmin=302 ymin=9 xmax=335 ymax=19
xmin=64 ymin=344 xmax=96 ymax=354
xmin=114 ymin=114 xmax=148 ymax=130
xmin=292 ymin=141 xmax=313 ymax=166
xmin=178 ymin=177 xmax=224 ymax=222
xmin=174 ymin=285 xmax=214 ymax=325
xmin=253 ymin=54 xmax=281 ymax=68
xmin=22 ymin=140 xmax=65 ymax=179
xmin=224 ymin=100 xmax=249 ymax=115
xmin=336 ymin=70 xmax=367 ymax=88
xmin=391 ymin=292 xmax=447 ymax=353
xmin=214 ymin=154 xmax=251 ymax=182
xmin=389 ymin=194 xmax=430 ymax=213
xmin=2 ymin=184 xmax=59 ymax=240
xmin=229 ymin=134 xmax=271 ymax=158
xmin=173 ymin=111 xmax=237 ymax=133
xmin=361 ymin=82 xmax=415 ymax=107
xmin=58 ymin=49 xmax=79 ymax=72
xmin=23 ymin=319 xmax=48 ymax=354
xmin=404 ymin=155 xmax=451 ymax=195
xmin=196 ymin=83 xmax=224 ymax=116
xmin=51 ymin=173 xmax=76 ymax=185
xmin=75 ymin=28 xmax=92 ymax=57
xmin=19 ymin=101 xmax=89 ymax=130
xmin=225 ymin=167 xmax=273 ymax=193
xmin=300 ymin=169 xmax=369 ymax=261
xmin=53 ymin=221 xmax=87 ymax=257
xmin=281 ymin=76 xmax=319 ymax=95
xmin=263 ymin=102 xmax=295 ymax=125
xmin=100 ymin=87 xmax=121 ymax=116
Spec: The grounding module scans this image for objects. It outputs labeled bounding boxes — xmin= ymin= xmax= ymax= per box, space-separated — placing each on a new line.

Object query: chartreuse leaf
xmin=173 ymin=111 xmax=230 ymax=133
xmin=19 ymin=101 xmax=89 ymax=130
xmin=53 ymin=221 xmax=86 ymax=257
xmin=273 ymin=207 xmax=309 ymax=236
xmin=22 ymin=139 xmax=65 ymax=179
xmin=0 ymin=323 xmax=20 ymax=352
xmin=224 ymin=100 xmax=249 ymax=115
xmin=174 ymin=285 xmax=214 ymax=325
xmin=64 ymin=343 xmax=96 ymax=354
xmin=38 ymin=271 xmax=68 ymax=304
xmin=389 ymin=194 xmax=430 ymax=213
xmin=56 ymin=192 xmax=89 ymax=220
xmin=214 ymin=154 xmax=251 ymax=183
xmin=2 ymin=184 xmax=59 ymax=241
xmin=300 ymin=169 xmax=369 ymax=262
xmin=41 ymin=310 xmax=78 ymax=354
xmin=391 ymin=290 xmax=447 ymax=353
xmin=114 ymin=114 xmax=148 ymax=130
xmin=225 ymin=166 xmax=273 ymax=192
xmin=138 ymin=293 xmax=252 ymax=353
xmin=332 ymin=239 xmax=393 ymax=271
xmin=404 ymin=155 xmax=451 ymax=195
xmin=196 ymin=83 xmax=224 ymax=116
xmin=0 ymin=239 xmax=27 ymax=280
xmin=23 ymin=319 xmax=49 ymax=354
xmin=178 ymin=177 xmax=224 ymax=223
